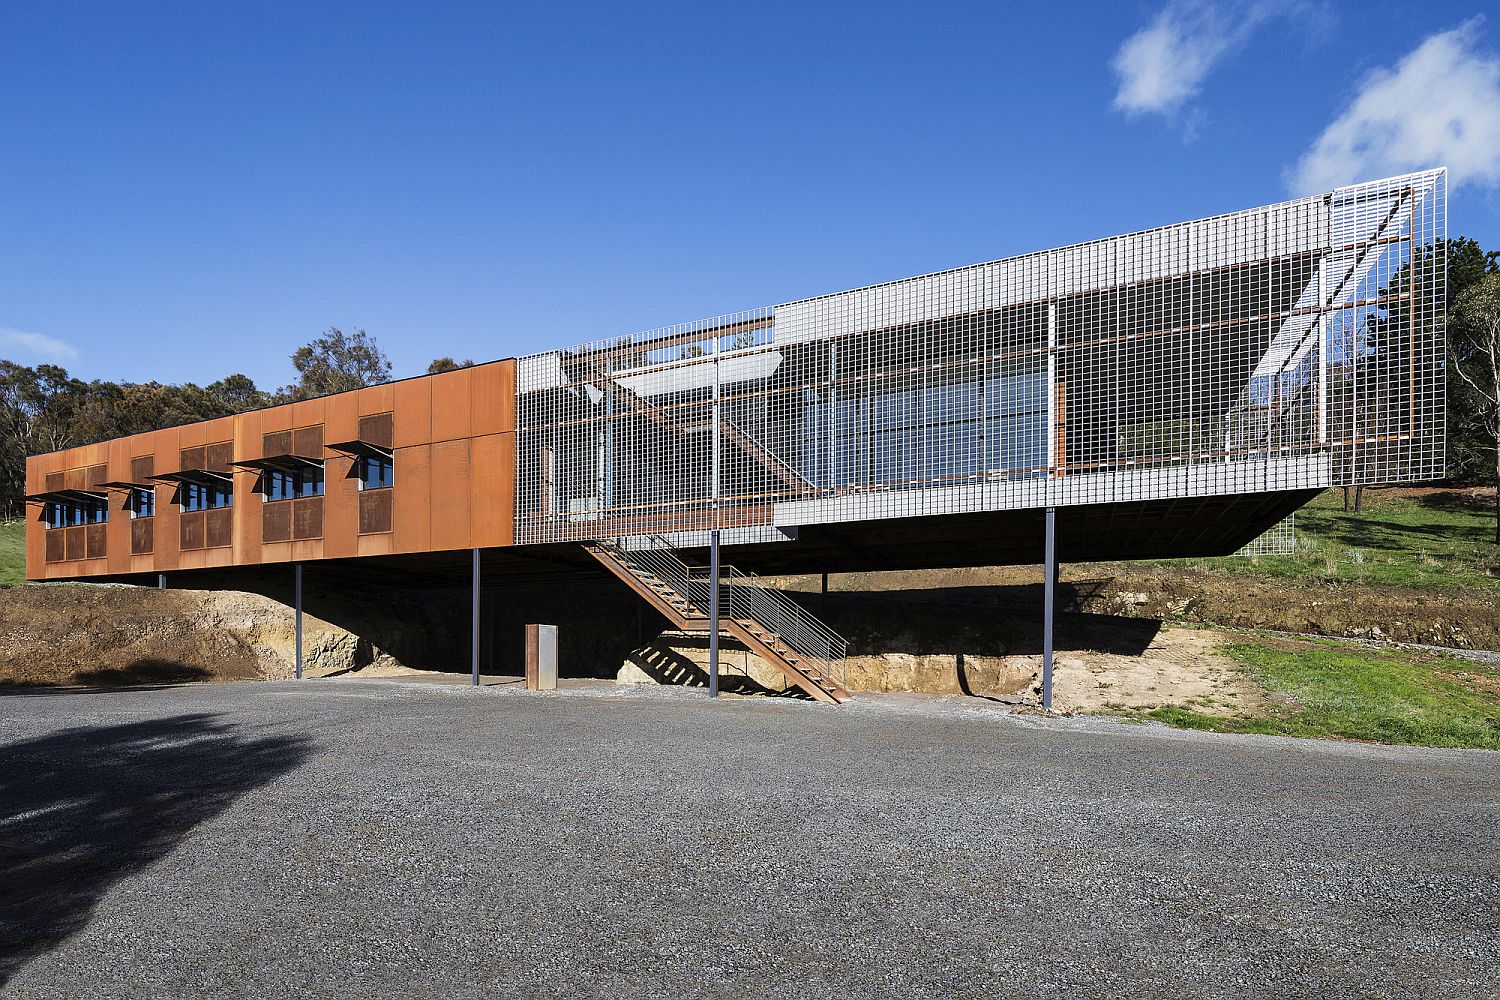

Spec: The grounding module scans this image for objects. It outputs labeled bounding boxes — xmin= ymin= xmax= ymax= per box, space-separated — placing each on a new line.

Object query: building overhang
xmin=230 ymin=455 xmax=324 ymax=474
xmin=24 ymin=489 xmax=107 ymax=506
xmin=148 ymin=470 xmax=234 ymax=487
xmin=326 ymin=440 xmax=393 ymax=460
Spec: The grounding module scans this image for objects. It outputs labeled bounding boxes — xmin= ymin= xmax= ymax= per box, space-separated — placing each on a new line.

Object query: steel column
xmin=294 ymin=562 xmax=303 ymax=680
xmin=157 ymin=572 xmax=165 ymax=590
xmin=1043 ymin=507 xmax=1055 ymax=711
xmin=708 ymin=529 xmax=721 ymax=698
xmin=471 ymin=547 xmax=481 ymax=687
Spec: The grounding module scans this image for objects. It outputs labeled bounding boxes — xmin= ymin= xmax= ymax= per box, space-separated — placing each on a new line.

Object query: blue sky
xmin=2 ymin=1 xmax=1498 ymax=388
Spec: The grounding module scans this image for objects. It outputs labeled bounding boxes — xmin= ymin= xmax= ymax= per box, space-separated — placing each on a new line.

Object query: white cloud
xmin=1111 ymin=2 xmax=1279 ymax=117
xmin=0 ymin=328 xmax=80 ymax=364
xmin=1289 ymin=19 xmax=1500 ymax=194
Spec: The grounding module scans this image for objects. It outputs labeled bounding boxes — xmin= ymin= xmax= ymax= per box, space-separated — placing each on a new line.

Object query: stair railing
xmin=601 ymin=535 xmax=849 ymax=688
xmin=597 ymin=537 xmax=714 ymax=619
xmin=720 ymin=564 xmax=848 ymax=688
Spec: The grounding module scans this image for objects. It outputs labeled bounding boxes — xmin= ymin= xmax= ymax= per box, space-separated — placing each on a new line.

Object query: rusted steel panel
xmin=292 ymin=496 xmax=323 ymax=540
xmin=86 ymin=464 xmax=108 ymax=487
xmin=85 ymin=522 xmax=107 ymax=559
xmin=45 ymin=530 xmax=64 ymax=563
xmin=471 ymin=360 xmax=516 ymax=436
xmin=325 ymin=391 xmax=359 ymax=449
xmin=263 ymin=429 xmax=293 ymax=457
xmin=357 ymin=382 xmax=395 ymax=416
xmin=393 ymin=377 xmax=431 ymax=449
xmin=179 ymin=445 xmax=206 ymax=472
xmin=180 ymin=510 xmax=205 ymax=550
xmin=131 ymin=517 xmax=154 ymax=555
xmin=130 ymin=455 xmax=155 ymax=482
xmin=429 ymin=439 xmax=472 ymax=552
xmin=359 ymin=488 xmax=393 ymax=535
xmin=205 ymin=441 xmax=233 ymax=473
xmin=206 ymin=507 xmax=232 ymax=548
xmin=63 ymin=468 xmax=86 ymax=491
xmin=356 ymin=531 xmax=394 ymax=557
xmin=322 ymin=456 xmax=358 ymax=557
xmin=45 ymin=470 xmax=63 ymax=492
xmin=471 ymin=432 xmax=515 ymax=548
xmin=430 ymin=369 xmax=471 ymax=443
xmin=358 ymin=412 xmax=393 ymax=449
xmin=292 ymin=424 xmax=324 ymax=457
xmin=64 ymin=526 xmax=85 ymax=561
xmin=263 ymin=502 xmax=291 ymax=542
xmin=392 ymin=444 xmax=431 ymax=552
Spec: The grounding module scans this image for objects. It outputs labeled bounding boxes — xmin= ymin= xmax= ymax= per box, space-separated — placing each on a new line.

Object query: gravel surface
xmin=2 ymin=679 xmax=1497 ymax=999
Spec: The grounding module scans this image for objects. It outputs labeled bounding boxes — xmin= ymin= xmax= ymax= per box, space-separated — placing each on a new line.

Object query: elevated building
xmin=26 ymin=170 xmax=1448 ymax=703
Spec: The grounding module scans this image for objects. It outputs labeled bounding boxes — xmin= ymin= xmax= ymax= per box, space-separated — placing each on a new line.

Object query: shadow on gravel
xmin=0 ymin=713 xmax=311 ymax=987
xmin=73 ymin=658 xmax=213 ymax=686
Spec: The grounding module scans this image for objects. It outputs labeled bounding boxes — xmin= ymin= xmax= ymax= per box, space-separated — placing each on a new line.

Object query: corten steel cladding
xmin=26 ymin=360 xmax=518 ymax=581
xmin=515 ymin=171 xmax=1446 ymax=548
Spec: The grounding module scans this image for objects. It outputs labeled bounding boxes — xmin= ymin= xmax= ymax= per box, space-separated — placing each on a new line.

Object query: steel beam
xmin=471 ymin=547 xmax=481 ymax=687
xmin=708 ymin=529 xmax=720 ymax=698
xmin=1043 ymin=506 xmax=1055 ymax=711
xmin=294 ymin=562 xmax=303 ymax=680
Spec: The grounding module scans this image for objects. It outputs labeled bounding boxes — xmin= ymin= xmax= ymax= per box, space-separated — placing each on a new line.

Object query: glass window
xmin=358 ymin=454 xmax=393 ymax=490
xmin=263 ymin=465 xmax=324 ymax=501
xmin=129 ymin=488 xmax=155 ymax=519
xmin=181 ymin=481 xmax=232 ymax=511
xmin=46 ymin=499 xmax=107 ymax=526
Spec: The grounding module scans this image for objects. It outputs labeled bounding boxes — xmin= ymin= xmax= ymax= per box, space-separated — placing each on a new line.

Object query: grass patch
xmin=1140 ymin=640 xmax=1500 ymax=750
xmin=0 ymin=520 xmax=23 ymax=587
xmin=1148 ymin=488 xmax=1500 ymax=591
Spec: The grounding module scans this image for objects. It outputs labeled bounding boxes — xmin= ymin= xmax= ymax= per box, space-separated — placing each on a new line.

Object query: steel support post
xmin=157 ymin=572 xmax=165 ymax=590
xmin=708 ymin=529 xmax=721 ymax=699
xmin=294 ymin=563 xmax=303 ymax=680
xmin=471 ymin=547 xmax=481 ymax=687
xmin=1043 ymin=507 xmax=1056 ymax=711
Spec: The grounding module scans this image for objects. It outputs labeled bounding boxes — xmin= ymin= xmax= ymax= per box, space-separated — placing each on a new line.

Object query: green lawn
xmin=1166 ymin=488 xmax=1500 ymax=591
xmin=1141 ymin=639 xmax=1500 ymax=750
xmin=0 ymin=520 xmax=23 ymax=586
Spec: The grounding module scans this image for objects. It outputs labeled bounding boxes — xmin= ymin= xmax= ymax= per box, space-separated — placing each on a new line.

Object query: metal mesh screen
xmin=515 ymin=171 xmax=1446 ymax=546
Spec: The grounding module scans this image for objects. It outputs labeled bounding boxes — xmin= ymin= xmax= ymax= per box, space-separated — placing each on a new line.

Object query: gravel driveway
xmin=1 ymin=679 xmax=1496 ymax=999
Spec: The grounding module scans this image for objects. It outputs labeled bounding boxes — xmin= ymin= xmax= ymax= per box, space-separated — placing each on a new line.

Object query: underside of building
xmin=26 ymin=170 xmax=1448 ymax=704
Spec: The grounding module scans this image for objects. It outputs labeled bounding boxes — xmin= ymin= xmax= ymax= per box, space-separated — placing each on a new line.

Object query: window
xmin=180 ymin=481 xmax=233 ymax=512
xmin=262 ymin=465 xmax=324 ymax=502
xmin=358 ymin=453 xmax=393 ymax=490
xmin=129 ymin=487 xmax=155 ymax=519
xmin=45 ymin=499 xmax=107 ymax=528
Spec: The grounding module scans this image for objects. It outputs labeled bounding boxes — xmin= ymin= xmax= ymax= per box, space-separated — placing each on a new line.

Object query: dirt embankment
xmin=0 ymin=586 xmax=416 ymax=686
xmin=773 ymin=566 xmax=1500 ymax=651
xmin=1084 ymin=569 xmax=1499 ymax=649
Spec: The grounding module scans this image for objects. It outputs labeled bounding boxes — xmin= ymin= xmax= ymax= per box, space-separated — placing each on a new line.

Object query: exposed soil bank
xmin=772 ymin=567 xmax=1500 ymax=651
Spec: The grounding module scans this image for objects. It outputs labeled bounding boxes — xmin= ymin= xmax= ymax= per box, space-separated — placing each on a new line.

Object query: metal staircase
xmin=585 ymin=537 xmax=851 ymax=704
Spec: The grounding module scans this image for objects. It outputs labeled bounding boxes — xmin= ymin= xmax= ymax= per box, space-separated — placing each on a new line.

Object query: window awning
xmin=24 ymin=488 xmax=107 ymax=505
xmin=97 ymin=480 xmax=153 ymax=492
xmin=230 ymin=454 xmax=324 ymax=473
xmin=326 ymin=439 xmax=393 ymax=460
xmin=148 ymin=470 xmax=235 ymax=487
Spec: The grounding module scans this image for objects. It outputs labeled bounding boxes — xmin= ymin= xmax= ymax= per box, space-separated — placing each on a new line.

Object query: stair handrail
xmin=601 ymin=534 xmax=848 ymax=689
xmin=720 ymin=563 xmax=848 ymax=687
